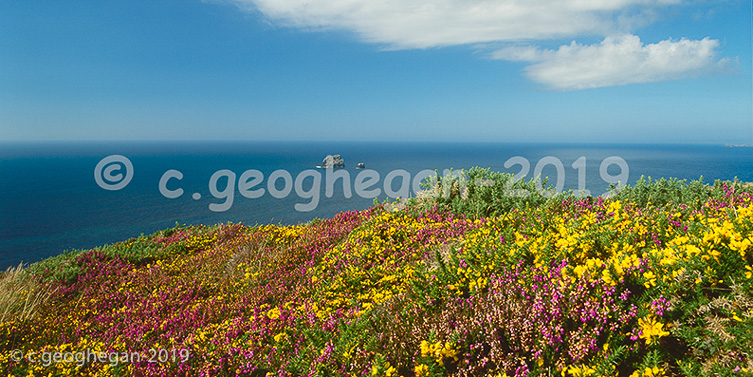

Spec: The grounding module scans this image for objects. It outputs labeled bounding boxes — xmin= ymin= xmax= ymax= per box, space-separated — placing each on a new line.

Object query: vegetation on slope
xmin=1 ymin=170 xmax=752 ymax=376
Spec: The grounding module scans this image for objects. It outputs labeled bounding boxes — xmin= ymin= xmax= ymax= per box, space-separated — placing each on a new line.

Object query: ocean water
xmin=1 ymin=141 xmax=751 ymax=269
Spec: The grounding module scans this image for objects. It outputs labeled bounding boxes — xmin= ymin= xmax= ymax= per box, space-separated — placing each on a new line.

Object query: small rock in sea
xmin=318 ymin=154 xmax=345 ymax=168
xmin=356 ymin=162 xmax=365 ymax=169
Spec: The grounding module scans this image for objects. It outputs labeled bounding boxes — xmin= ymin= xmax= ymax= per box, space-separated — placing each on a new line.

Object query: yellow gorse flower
xmin=420 ymin=340 xmax=459 ymax=366
xmin=372 ymin=362 xmax=397 ymax=377
xmin=563 ymin=364 xmax=596 ymax=377
xmin=643 ymin=271 xmax=657 ymax=288
xmin=266 ymin=307 xmax=281 ymax=320
xmin=414 ymin=364 xmax=429 ymax=376
xmin=638 ymin=316 xmax=669 ymax=345
xmin=630 ymin=366 xmax=665 ymax=377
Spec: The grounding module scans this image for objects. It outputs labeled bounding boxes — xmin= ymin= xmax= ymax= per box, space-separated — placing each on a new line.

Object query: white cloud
xmin=231 ymin=0 xmax=680 ymax=49
xmin=493 ymin=35 xmax=725 ymax=90
xmin=225 ymin=0 xmax=731 ymax=89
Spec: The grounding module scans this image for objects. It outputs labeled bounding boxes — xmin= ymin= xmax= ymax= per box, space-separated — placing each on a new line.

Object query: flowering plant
xmin=2 ymin=175 xmax=752 ymax=376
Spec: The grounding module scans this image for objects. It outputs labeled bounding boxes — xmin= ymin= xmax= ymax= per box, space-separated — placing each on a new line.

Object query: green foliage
xmin=416 ymin=168 xmax=753 ymax=221
xmin=416 ymin=167 xmax=565 ymax=217
xmin=610 ymin=176 xmax=748 ymax=208
xmin=26 ymin=249 xmax=85 ymax=285
xmin=27 ymin=230 xmax=188 ymax=285
xmin=95 ymin=235 xmax=185 ymax=264
xmin=595 ymin=345 xmax=628 ymax=376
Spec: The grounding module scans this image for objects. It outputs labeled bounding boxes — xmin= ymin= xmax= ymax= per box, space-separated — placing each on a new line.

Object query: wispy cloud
xmin=226 ymin=0 xmax=730 ymax=89
xmin=492 ymin=35 xmax=728 ymax=90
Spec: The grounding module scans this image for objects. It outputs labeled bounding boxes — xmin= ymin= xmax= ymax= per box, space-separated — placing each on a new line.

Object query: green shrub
xmin=416 ymin=167 xmax=565 ymax=217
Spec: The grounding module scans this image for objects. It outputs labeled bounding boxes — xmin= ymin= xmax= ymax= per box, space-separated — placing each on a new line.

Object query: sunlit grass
xmin=0 ymin=263 xmax=50 ymax=324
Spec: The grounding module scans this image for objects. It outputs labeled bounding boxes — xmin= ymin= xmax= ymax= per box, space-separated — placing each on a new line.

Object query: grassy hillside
xmin=2 ymin=170 xmax=752 ymax=376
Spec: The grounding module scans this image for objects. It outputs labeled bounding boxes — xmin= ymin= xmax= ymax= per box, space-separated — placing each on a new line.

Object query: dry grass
xmin=0 ymin=263 xmax=50 ymax=323
xmin=423 ymin=243 xmax=455 ymax=271
xmin=227 ymin=239 xmax=268 ymax=275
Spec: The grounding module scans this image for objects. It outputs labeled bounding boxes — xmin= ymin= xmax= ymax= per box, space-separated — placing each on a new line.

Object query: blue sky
xmin=1 ymin=0 xmax=751 ymax=143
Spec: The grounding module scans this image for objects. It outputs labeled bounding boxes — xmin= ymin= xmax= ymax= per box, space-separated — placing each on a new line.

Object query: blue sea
xmin=1 ymin=141 xmax=751 ymax=270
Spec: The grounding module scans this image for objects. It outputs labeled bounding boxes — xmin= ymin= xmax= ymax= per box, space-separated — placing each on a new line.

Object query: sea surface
xmin=1 ymin=141 xmax=751 ymax=269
